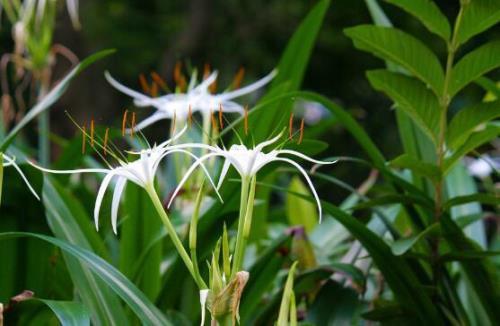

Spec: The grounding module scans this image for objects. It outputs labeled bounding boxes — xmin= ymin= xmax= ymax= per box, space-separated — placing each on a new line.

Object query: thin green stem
xmin=37 ymin=70 xmax=50 ymax=166
xmin=231 ymin=176 xmax=250 ymax=277
xmin=190 ymin=181 xmax=207 ymax=289
xmin=146 ymin=185 xmax=207 ymax=289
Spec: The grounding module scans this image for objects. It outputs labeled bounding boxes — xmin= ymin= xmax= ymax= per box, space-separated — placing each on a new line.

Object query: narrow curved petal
xmin=169 ymin=142 xmax=219 ymax=152
xmin=217 ymin=159 xmax=232 ymax=190
xmin=9 ymin=159 xmax=40 ymax=200
xmin=158 ymin=124 xmax=188 ymax=147
xmin=167 ymin=152 xmax=224 ymax=208
xmin=125 ymin=111 xmax=168 ymax=134
xmin=94 ymin=173 xmax=115 ymax=231
xmin=254 ymin=132 xmax=283 ymax=152
xmin=194 ymin=71 xmax=218 ymax=93
xmin=111 ymin=177 xmax=127 ymax=234
xmin=28 ymin=160 xmax=110 ymax=174
xmin=199 ymin=289 xmax=209 ymax=326
xmin=105 ymin=71 xmax=153 ymax=103
xmin=217 ymin=69 xmax=277 ymax=101
xmin=274 ymin=157 xmax=323 ymax=223
xmin=1 ymin=154 xmax=15 ymax=167
xmin=157 ymin=149 xmax=223 ymax=203
xmin=278 ymin=149 xmax=338 ymax=165
xmin=217 ymin=101 xmax=245 ymax=114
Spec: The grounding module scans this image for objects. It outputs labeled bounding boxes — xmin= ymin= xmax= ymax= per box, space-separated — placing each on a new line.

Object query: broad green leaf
xmin=0 ymin=232 xmax=172 ymax=325
xmin=450 ymin=41 xmax=500 ymax=96
xmin=367 ymin=70 xmax=441 ymax=143
xmin=249 ymin=0 xmax=330 ymax=141
xmin=0 ymin=49 xmax=114 ymax=152
xmin=385 ymin=0 xmax=451 ymax=40
xmin=390 ymin=154 xmax=441 ymax=182
xmin=38 ymin=299 xmax=90 ymax=326
xmin=286 ymin=176 xmax=318 ymax=233
xmin=455 ymin=0 xmax=500 ymax=46
xmin=391 ymin=223 xmax=439 ymax=255
xmin=441 ymin=215 xmax=500 ymax=322
xmin=344 ymin=25 xmax=444 ymax=95
xmin=120 ymin=183 xmax=162 ymax=301
xmin=478 ymin=77 xmax=500 ymax=100
xmin=42 ymin=177 xmax=126 ymax=325
xmin=444 ymin=123 xmax=500 ymax=173
xmin=447 ymin=100 xmax=500 ymax=149
xmin=441 ymin=250 xmax=500 ymax=262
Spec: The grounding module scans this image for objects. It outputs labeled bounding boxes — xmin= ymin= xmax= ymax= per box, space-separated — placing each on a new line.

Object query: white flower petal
xmin=217 ymin=69 xmax=277 ymax=101
xmin=8 ymin=158 xmax=40 ymax=200
xmin=278 ymin=149 xmax=337 ymax=165
xmin=217 ymin=159 xmax=232 ymax=190
xmin=125 ymin=111 xmax=168 ymax=133
xmin=111 ymin=177 xmax=127 ymax=234
xmin=167 ymin=152 xmax=223 ymax=208
xmin=29 ymin=160 xmax=110 ymax=174
xmin=194 ymin=71 xmax=218 ymax=93
xmin=105 ymin=71 xmax=153 ymax=103
xmin=94 ymin=173 xmax=115 ymax=231
xmin=254 ymin=132 xmax=283 ymax=152
xmin=274 ymin=157 xmax=323 ymax=223
xmin=199 ymin=289 xmax=209 ymax=326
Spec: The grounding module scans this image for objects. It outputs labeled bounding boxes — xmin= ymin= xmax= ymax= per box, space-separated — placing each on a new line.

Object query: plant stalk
xmin=231 ymin=176 xmax=251 ymax=277
xmin=146 ymin=185 xmax=207 ymax=289
xmin=37 ymin=68 xmax=51 ymax=166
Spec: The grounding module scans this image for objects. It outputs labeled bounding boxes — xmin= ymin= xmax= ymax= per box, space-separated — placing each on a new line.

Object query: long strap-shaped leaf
xmin=0 ymin=232 xmax=171 ymax=326
xmin=0 ymin=49 xmax=115 ymax=152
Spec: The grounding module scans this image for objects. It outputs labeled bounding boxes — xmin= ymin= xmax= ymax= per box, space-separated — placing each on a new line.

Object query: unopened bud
xmin=208 ymin=271 xmax=249 ymax=325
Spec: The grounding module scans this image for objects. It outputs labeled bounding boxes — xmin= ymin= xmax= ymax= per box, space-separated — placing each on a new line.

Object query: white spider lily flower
xmin=169 ymin=134 xmax=336 ymax=222
xmin=29 ymin=129 xmax=222 ymax=233
xmin=104 ymin=69 xmax=277 ymax=132
xmin=1 ymin=153 xmax=40 ymax=200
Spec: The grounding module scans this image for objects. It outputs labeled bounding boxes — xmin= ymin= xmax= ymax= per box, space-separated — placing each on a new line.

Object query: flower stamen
xmin=244 ymin=105 xmax=249 ymax=136
xmin=131 ymin=112 xmax=136 ymax=137
xmin=150 ymin=81 xmax=158 ymax=97
xmin=121 ymin=110 xmax=128 ymax=136
xmin=232 ymin=67 xmax=245 ymax=89
xmin=82 ymin=124 xmax=86 ymax=154
xmin=150 ymin=71 xmax=168 ymax=92
xmin=219 ymin=103 xmax=224 ymax=129
xmin=139 ymin=74 xmax=150 ymax=94
xmin=211 ymin=108 xmax=217 ymax=131
xmin=172 ymin=110 xmax=177 ymax=135
xmin=298 ymin=118 xmax=305 ymax=145
xmin=174 ymin=61 xmax=187 ymax=92
xmin=90 ymin=119 xmax=95 ymax=147
xmin=104 ymin=128 xmax=109 ymax=156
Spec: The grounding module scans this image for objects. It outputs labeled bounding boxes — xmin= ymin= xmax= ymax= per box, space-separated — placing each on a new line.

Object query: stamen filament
xmin=90 ymin=119 xmax=95 ymax=147
xmin=203 ymin=63 xmax=210 ymax=80
xmin=218 ymin=103 xmax=224 ymax=129
xmin=232 ymin=67 xmax=245 ymax=89
xmin=150 ymin=71 xmax=168 ymax=92
xmin=131 ymin=112 xmax=136 ymax=137
xmin=82 ymin=125 xmax=86 ymax=154
xmin=150 ymin=82 xmax=158 ymax=97
xmin=172 ymin=110 xmax=177 ymax=135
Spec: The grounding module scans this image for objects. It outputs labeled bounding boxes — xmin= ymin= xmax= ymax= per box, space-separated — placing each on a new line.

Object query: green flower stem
xmin=146 ymin=185 xmax=207 ymax=289
xmin=190 ymin=181 xmax=207 ymax=289
xmin=240 ymin=176 xmax=257 ymax=256
xmin=231 ymin=176 xmax=254 ymax=277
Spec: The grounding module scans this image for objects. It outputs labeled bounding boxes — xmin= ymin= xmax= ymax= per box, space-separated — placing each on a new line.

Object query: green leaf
xmin=38 ymin=299 xmax=90 ymax=326
xmin=447 ymin=100 xmax=500 ymax=149
xmin=441 ymin=250 xmax=500 ymax=262
xmin=322 ymin=203 xmax=442 ymax=324
xmin=390 ymin=154 xmax=441 ymax=182
xmin=444 ymin=193 xmax=500 ymax=211
xmin=444 ymin=123 xmax=500 ymax=173
xmin=455 ymin=0 xmax=500 ymax=46
xmin=362 ymin=303 xmax=407 ymax=321
xmin=385 ymin=0 xmax=451 ymax=40
xmin=286 ymin=176 xmax=318 ymax=233
xmin=367 ymin=70 xmax=441 ymax=143
xmin=277 ymin=262 xmax=298 ymax=326
xmin=391 ymin=223 xmax=440 ymax=255
xmin=0 ymin=232 xmax=172 ymax=325
xmin=450 ymin=41 xmax=500 ymax=96
xmin=344 ymin=25 xmax=444 ymax=95
xmin=0 ymin=49 xmax=114 ymax=152
xmin=441 ymin=215 xmax=500 ymax=322
xmin=42 ymin=177 xmax=127 ymax=325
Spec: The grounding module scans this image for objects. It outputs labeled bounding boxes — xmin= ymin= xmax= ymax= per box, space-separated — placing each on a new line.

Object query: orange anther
xmin=188 ymin=104 xmax=193 ymax=128
xmin=122 ymin=110 xmax=128 ymax=136
xmin=244 ymin=105 xmax=249 ymax=135
xmin=82 ymin=125 xmax=86 ymax=154
xmin=90 ymin=119 xmax=95 ymax=147
xmin=232 ymin=67 xmax=245 ymax=89
xmin=210 ymin=109 xmax=217 ymax=131
xmin=131 ymin=112 xmax=136 ymax=137
xmin=139 ymin=74 xmax=150 ymax=94
xmin=150 ymin=82 xmax=158 ymax=97
xmin=288 ymin=113 xmax=294 ymax=140
xmin=218 ymin=103 xmax=224 ymax=129
xmin=174 ymin=61 xmax=187 ymax=91
xmin=104 ymin=128 xmax=110 ymax=155
xmin=208 ymin=77 xmax=217 ymax=94
xmin=172 ymin=110 xmax=177 ymax=134
xmin=298 ymin=118 xmax=305 ymax=145
xmin=203 ymin=63 xmax=211 ymax=80
xmin=150 ymin=71 xmax=168 ymax=92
